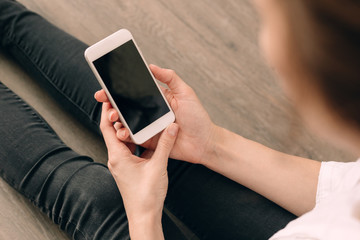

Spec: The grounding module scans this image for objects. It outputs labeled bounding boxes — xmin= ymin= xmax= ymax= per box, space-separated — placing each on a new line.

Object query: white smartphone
xmin=84 ymin=29 xmax=175 ymax=145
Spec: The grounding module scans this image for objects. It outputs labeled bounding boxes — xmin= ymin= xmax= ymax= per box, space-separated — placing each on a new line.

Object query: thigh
xmin=166 ymin=160 xmax=297 ymax=240
xmin=0 ymin=0 xmax=102 ymax=135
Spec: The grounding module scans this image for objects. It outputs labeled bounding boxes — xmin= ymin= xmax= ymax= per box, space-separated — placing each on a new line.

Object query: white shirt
xmin=270 ymin=160 xmax=360 ymax=239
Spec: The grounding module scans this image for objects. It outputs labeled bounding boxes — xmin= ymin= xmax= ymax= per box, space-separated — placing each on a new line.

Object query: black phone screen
xmin=93 ymin=40 xmax=170 ymax=134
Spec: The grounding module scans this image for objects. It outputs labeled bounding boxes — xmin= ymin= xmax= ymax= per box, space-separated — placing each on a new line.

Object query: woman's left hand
xmin=99 ymin=102 xmax=179 ymax=239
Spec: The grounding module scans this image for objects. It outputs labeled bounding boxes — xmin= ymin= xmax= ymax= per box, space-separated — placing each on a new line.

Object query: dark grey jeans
xmin=0 ymin=1 xmax=296 ymax=239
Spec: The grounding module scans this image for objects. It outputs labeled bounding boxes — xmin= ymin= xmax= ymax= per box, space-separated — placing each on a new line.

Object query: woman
xmin=0 ymin=0 xmax=358 ymax=239
xmin=96 ymin=0 xmax=360 ymax=238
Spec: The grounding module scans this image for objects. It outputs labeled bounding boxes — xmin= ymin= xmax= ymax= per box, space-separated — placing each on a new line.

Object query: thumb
xmin=149 ymin=64 xmax=188 ymax=94
xmin=152 ymin=123 xmax=179 ymax=162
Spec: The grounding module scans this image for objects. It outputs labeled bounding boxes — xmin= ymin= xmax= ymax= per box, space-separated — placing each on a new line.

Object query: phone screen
xmin=93 ymin=40 xmax=170 ymax=134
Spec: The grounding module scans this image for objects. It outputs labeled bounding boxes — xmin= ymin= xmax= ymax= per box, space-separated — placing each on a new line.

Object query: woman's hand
xmin=95 ymin=64 xmax=217 ymax=165
xmin=100 ymin=102 xmax=179 ymax=239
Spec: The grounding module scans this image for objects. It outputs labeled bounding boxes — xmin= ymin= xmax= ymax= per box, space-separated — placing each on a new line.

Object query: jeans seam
xmin=4 ymin=29 xmax=96 ymax=127
xmin=35 ymin=155 xmax=93 ymax=205
xmin=52 ymin=162 xmax=105 ymax=240
xmin=57 ymin=215 xmax=88 ymax=240
xmin=18 ymin=146 xmax=69 ymax=190
xmin=0 ymin=59 xmax=63 ymax=139
xmin=0 ymin=84 xmax=66 ymax=191
xmin=164 ymin=202 xmax=205 ymax=240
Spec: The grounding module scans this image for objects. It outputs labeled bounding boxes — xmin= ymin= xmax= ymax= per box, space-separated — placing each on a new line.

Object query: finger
xmin=116 ymin=128 xmax=130 ymax=141
xmin=94 ymin=89 xmax=109 ymax=102
xmin=149 ymin=64 xmax=189 ymax=94
xmin=152 ymin=123 xmax=179 ymax=163
xmin=114 ymin=122 xmax=123 ymax=131
xmin=159 ymin=85 xmax=178 ymax=110
xmin=159 ymin=85 xmax=171 ymax=100
xmin=100 ymin=103 xmax=128 ymax=154
xmin=108 ymin=108 xmax=119 ymax=122
xmin=113 ymin=122 xmax=131 ymax=142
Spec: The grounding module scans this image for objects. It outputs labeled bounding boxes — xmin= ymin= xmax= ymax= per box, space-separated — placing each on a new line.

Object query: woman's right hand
xmin=95 ymin=64 xmax=217 ymax=165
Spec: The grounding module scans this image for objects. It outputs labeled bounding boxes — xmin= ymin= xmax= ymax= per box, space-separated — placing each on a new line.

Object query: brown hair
xmin=280 ymin=0 xmax=360 ymax=128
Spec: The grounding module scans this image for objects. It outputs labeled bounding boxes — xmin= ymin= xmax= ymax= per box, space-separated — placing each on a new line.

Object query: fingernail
xmin=167 ymin=123 xmax=178 ymax=137
xmin=109 ymin=112 xmax=115 ymax=121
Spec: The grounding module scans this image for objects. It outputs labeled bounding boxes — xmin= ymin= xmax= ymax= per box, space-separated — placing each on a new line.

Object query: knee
xmin=64 ymin=163 xmax=124 ymax=213
xmin=54 ymin=164 xmax=128 ymax=239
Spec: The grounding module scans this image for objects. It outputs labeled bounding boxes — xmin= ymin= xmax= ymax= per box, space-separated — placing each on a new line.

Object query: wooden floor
xmin=0 ymin=0 xmax=355 ymax=239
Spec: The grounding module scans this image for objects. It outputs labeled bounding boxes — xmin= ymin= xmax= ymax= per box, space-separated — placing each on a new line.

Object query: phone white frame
xmin=84 ymin=29 xmax=175 ymax=145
